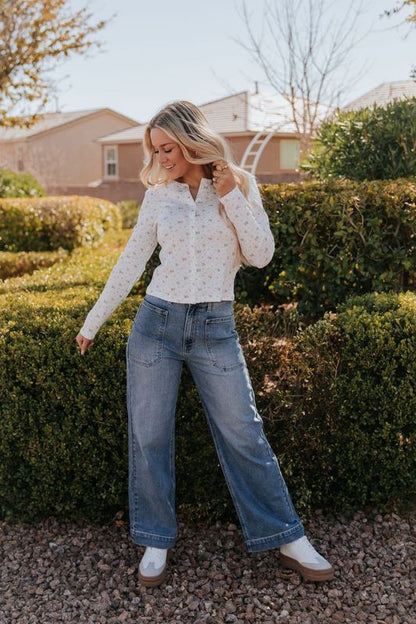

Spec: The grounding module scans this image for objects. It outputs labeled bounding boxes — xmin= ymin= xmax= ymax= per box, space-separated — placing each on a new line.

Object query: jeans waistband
xmin=144 ymin=294 xmax=233 ymax=313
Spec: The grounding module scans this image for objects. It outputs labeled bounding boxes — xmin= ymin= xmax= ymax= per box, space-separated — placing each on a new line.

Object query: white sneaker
xmin=279 ymin=536 xmax=334 ymax=581
xmin=138 ymin=547 xmax=169 ymax=587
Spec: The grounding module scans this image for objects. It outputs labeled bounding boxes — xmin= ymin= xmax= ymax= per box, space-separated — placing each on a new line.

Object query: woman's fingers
xmin=212 ymin=160 xmax=232 ymax=182
xmin=212 ymin=159 xmax=229 ymax=172
xmin=76 ymin=333 xmax=94 ymax=355
xmin=212 ymin=160 xmax=236 ymax=197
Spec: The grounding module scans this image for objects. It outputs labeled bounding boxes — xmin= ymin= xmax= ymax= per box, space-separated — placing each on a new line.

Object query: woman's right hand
xmin=76 ymin=333 xmax=94 ymax=355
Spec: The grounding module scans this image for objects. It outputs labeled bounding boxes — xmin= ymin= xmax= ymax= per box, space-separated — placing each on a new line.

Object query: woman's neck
xmin=178 ymin=166 xmax=206 ymax=191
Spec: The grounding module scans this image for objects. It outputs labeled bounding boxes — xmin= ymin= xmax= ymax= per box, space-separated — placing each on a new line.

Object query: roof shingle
xmin=344 ymin=80 xmax=416 ymax=111
xmin=0 ymin=108 xmax=138 ymax=141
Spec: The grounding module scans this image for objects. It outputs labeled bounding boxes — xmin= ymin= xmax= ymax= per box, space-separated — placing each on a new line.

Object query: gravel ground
xmin=1 ymin=509 xmax=415 ymax=624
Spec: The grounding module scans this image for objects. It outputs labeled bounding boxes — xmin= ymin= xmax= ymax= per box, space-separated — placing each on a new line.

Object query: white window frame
xmin=280 ymin=139 xmax=300 ymax=171
xmin=104 ymin=145 xmax=118 ymax=179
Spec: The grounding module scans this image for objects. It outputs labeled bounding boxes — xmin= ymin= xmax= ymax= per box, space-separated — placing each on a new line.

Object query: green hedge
xmin=0 ymin=231 xmax=415 ymax=523
xmin=302 ymin=98 xmax=416 ymax=181
xmin=0 ymin=230 xmax=134 ymax=523
xmin=322 ymin=292 xmax=416 ymax=508
xmin=0 ymin=168 xmax=45 ymax=198
xmin=238 ymin=179 xmax=416 ymax=318
xmin=272 ymin=292 xmax=416 ymax=513
xmin=0 ymin=196 xmax=121 ymax=252
xmin=0 ymin=249 xmax=69 ymax=279
xmin=117 ymin=200 xmax=140 ymax=229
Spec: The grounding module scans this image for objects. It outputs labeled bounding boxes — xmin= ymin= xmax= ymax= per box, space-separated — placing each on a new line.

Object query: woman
xmin=76 ymin=101 xmax=334 ymax=587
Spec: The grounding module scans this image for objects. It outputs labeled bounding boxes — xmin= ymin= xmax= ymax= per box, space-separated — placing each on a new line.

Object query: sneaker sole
xmin=138 ymin=564 xmax=167 ymax=588
xmin=279 ymin=553 xmax=334 ymax=582
xmin=138 ymin=550 xmax=172 ymax=588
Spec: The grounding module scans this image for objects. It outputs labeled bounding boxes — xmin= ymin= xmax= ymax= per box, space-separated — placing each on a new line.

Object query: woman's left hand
xmin=76 ymin=332 xmax=94 ymax=355
xmin=212 ymin=160 xmax=237 ymax=197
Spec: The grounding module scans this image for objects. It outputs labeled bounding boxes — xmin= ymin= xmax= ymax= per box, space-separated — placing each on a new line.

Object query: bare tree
xmin=238 ymin=0 xmax=367 ymax=151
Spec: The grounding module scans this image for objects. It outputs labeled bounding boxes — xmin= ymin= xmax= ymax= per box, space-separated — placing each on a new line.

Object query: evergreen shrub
xmin=0 ymin=196 xmax=121 ymax=252
xmin=0 ymin=249 xmax=69 ymax=279
xmin=0 ymin=168 xmax=45 ymax=198
xmin=326 ymin=291 xmax=416 ymax=509
xmin=117 ymin=200 xmax=140 ymax=229
xmin=302 ymin=98 xmax=416 ymax=180
xmin=1 ymin=229 xmax=414 ymax=522
xmin=242 ymin=179 xmax=416 ymax=318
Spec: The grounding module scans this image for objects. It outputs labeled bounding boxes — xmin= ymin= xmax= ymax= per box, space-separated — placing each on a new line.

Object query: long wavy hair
xmin=140 ymin=100 xmax=250 ymax=199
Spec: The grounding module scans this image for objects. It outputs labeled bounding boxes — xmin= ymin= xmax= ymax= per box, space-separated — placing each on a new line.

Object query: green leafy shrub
xmin=270 ymin=292 xmax=416 ymax=513
xmin=325 ymin=292 xmax=416 ymax=509
xmin=0 ymin=168 xmax=45 ymax=198
xmin=0 ymin=230 xmax=134 ymax=523
xmin=0 ymin=249 xmax=69 ymax=279
xmin=117 ymin=200 xmax=140 ymax=229
xmin=302 ymin=98 xmax=416 ymax=180
xmin=0 ymin=232 xmax=414 ymax=523
xmin=0 ymin=196 xmax=122 ymax=252
xmin=240 ymin=179 xmax=416 ymax=318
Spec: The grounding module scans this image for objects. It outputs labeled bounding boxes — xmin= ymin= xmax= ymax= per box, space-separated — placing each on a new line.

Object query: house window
xmin=105 ymin=146 xmax=118 ymax=177
xmin=280 ymin=139 xmax=300 ymax=170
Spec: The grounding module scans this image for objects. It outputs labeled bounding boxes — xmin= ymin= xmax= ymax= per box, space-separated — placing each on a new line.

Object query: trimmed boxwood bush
xmin=0 ymin=196 xmax=122 ymax=252
xmin=0 ymin=230 xmax=134 ymax=523
xmin=324 ymin=291 xmax=416 ymax=508
xmin=0 ymin=249 xmax=69 ymax=279
xmin=238 ymin=179 xmax=416 ymax=318
xmin=273 ymin=292 xmax=416 ymax=513
xmin=117 ymin=200 xmax=140 ymax=229
xmin=0 ymin=168 xmax=45 ymax=198
xmin=0 ymin=229 xmax=415 ymax=523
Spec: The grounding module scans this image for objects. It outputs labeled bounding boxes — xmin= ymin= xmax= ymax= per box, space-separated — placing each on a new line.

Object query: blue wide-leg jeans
xmin=126 ymin=295 xmax=304 ymax=553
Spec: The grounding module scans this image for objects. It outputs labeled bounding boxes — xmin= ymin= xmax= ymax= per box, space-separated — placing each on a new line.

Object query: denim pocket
xmin=127 ymin=299 xmax=168 ymax=367
xmin=205 ymin=315 xmax=244 ymax=372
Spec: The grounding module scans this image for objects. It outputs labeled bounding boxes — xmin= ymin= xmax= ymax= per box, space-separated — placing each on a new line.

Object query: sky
xmin=50 ymin=0 xmax=416 ymax=124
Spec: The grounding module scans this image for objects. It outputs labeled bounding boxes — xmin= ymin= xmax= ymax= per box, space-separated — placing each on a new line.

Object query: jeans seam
xmin=126 ymin=359 xmax=138 ymax=521
xmin=266 ymin=440 xmax=298 ymax=517
xmin=169 ymin=413 xmax=176 ymax=514
xmin=202 ymin=413 xmax=250 ymax=542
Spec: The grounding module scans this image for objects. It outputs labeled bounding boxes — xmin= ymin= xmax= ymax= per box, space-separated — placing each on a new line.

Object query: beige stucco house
xmin=0 ymin=108 xmax=139 ymax=193
xmin=95 ymin=91 xmax=315 ymax=203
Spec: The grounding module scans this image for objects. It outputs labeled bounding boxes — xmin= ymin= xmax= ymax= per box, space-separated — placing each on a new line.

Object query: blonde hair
xmin=140 ymin=100 xmax=250 ymax=199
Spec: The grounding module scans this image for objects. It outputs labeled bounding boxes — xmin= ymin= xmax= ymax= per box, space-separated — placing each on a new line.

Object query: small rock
xmin=225 ymin=600 xmax=237 ymax=613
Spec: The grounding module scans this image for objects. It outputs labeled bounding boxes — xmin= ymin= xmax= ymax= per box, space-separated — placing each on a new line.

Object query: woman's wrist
xmin=218 ymin=184 xmax=239 ymax=200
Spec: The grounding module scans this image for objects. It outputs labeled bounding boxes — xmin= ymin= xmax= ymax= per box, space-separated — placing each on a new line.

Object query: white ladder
xmin=240 ymin=130 xmax=276 ymax=174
